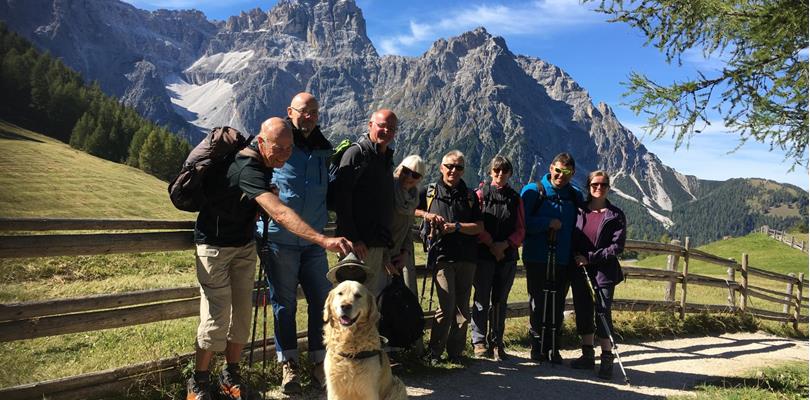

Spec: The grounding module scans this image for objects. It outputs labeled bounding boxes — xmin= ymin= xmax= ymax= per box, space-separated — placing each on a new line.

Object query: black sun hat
xmin=326 ymin=252 xmax=372 ymax=285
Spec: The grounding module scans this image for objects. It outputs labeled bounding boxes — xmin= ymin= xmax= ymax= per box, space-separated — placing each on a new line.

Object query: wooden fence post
xmin=783 ymin=273 xmax=795 ymax=325
xmin=679 ymin=237 xmax=690 ymax=319
xmin=665 ymin=239 xmax=681 ymax=302
xmin=740 ymin=253 xmax=748 ymax=312
xmin=794 ymin=273 xmax=804 ymax=330
xmin=727 ymin=265 xmax=736 ymax=308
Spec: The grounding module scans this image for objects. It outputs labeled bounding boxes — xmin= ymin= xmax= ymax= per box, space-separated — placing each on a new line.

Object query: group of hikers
xmin=185 ymin=92 xmax=627 ymax=400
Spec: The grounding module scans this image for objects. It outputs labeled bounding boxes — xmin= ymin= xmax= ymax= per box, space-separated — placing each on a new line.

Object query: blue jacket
xmin=256 ymin=124 xmax=332 ymax=246
xmin=520 ymin=174 xmax=584 ymax=265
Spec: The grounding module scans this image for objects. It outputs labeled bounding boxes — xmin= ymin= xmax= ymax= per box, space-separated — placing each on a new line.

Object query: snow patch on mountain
xmin=187 ymin=50 xmax=255 ymax=74
xmin=165 ymin=75 xmax=244 ymax=131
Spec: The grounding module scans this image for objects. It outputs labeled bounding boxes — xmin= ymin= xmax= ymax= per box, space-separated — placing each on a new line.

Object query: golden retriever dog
xmin=323 ymin=280 xmax=408 ymax=400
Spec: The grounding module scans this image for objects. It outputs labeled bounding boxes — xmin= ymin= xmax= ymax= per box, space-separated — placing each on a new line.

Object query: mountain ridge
xmin=0 ymin=0 xmax=805 ymax=243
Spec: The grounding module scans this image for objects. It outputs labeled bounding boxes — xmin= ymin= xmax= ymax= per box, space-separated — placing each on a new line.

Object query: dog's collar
xmin=337 ymin=349 xmax=382 ymax=360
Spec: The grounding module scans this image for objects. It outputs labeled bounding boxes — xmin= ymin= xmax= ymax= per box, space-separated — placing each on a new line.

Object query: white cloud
xmin=682 ymin=47 xmax=731 ymax=72
xmin=377 ymin=0 xmax=600 ymax=55
xmin=623 ymin=118 xmax=808 ymax=189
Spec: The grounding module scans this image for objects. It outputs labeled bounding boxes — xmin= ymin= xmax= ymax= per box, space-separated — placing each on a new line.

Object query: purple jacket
xmin=573 ymin=200 xmax=626 ymax=286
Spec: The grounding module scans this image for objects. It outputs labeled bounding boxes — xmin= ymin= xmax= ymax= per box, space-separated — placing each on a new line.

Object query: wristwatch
xmin=455 ymin=222 xmax=462 ymax=232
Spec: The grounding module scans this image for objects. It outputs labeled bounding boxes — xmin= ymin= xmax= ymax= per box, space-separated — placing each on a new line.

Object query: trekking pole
xmin=582 ymin=268 xmax=631 ymax=385
xmin=248 ymin=263 xmax=264 ymax=366
xmin=424 ymin=226 xmax=441 ymax=312
xmin=547 ymin=229 xmax=557 ymax=366
xmin=262 ymin=285 xmax=268 ymax=370
xmin=420 ymin=232 xmax=433 ymax=304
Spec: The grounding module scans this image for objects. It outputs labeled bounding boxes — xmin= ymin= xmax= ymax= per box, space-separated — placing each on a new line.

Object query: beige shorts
xmin=195 ymin=242 xmax=257 ymax=352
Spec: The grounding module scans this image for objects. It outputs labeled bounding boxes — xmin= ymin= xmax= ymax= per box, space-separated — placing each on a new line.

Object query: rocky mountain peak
xmin=4 ymin=0 xmax=784 ymax=239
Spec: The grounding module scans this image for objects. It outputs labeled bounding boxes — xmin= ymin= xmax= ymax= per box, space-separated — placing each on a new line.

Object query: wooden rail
xmin=761 ymin=225 xmax=808 ymax=253
xmin=0 ymin=218 xmax=806 ymax=399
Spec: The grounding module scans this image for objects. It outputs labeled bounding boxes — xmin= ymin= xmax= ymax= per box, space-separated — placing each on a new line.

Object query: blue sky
xmin=125 ymin=0 xmax=808 ymax=190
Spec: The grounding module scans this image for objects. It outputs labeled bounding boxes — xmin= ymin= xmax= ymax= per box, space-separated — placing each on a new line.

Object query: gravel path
xmin=264 ymin=332 xmax=807 ymax=399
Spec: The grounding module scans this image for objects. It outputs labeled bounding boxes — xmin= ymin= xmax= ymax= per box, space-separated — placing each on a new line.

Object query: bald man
xmin=188 ymin=117 xmax=352 ymax=400
xmin=255 ymin=93 xmax=334 ymax=393
xmin=333 ymin=109 xmax=398 ymax=296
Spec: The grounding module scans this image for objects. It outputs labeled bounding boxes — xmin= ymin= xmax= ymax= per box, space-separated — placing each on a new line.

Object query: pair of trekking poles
xmin=419 ymin=226 xmax=440 ymax=311
xmin=537 ymin=229 xmax=630 ymax=384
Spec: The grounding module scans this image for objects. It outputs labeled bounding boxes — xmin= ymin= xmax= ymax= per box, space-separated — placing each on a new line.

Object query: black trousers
xmin=525 ymin=261 xmax=570 ymax=353
xmin=570 ymin=267 xmax=616 ymax=339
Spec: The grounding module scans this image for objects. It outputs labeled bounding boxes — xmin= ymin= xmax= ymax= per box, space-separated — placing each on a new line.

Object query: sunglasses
xmin=290 ymin=105 xmax=318 ymax=117
xmin=373 ymin=121 xmax=398 ymax=133
xmin=443 ymin=163 xmax=465 ymax=171
xmin=492 ymin=168 xmax=511 ymax=175
xmin=590 ymin=182 xmax=609 ymax=188
xmin=553 ymin=167 xmax=573 ymax=176
xmin=402 ymin=167 xmax=422 ymax=180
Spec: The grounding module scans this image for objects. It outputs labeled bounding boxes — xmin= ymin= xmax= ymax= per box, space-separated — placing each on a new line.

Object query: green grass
xmin=0 ymin=120 xmax=192 ymax=219
xmin=634 ymin=233 xmax=808 ymax=277
xmin=670 ymin=361 xmax=808 ymax=400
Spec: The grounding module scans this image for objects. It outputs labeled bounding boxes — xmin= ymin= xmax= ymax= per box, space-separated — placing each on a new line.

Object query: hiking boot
xmin=530 ymin=346 xmax=544 ymax=361
xmin=219 ymin=366 xmax=251 ymax=400
xmin=473 ymin=343 xmax=491 ymax=359
xmin=570 ymin=346 xmax=595 ymax=369
xmin=493 ymin=346 xmax=508 ymax=361
xmin=598 ymin=352 xmax=615 ymax=380
xmin=281 ymin=361 xmax=301 ymax=394
xmin=311 ymin=362 xmax=326 ymax=389
xmin=187 ymin=377 xmax=213 ymax=400
xmin=447 ymin=354 xmax=467 ymax=368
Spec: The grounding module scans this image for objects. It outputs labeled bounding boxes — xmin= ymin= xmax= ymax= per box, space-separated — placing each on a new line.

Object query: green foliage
xmin=0 ymin=22 xmax=190 ymax=182
xmin=671 ymin=179 xmax=808 ymax=245
xmin=588 ymin=0 xmax=809 ymax=168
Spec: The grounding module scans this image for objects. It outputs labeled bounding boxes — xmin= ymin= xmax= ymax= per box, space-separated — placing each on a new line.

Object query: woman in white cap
xmin=386 ymin=154 xmax=426 ymax=292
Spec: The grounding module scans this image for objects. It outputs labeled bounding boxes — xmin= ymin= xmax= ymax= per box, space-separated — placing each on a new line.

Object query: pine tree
xmin=138 ymin=130 xmax=165 ymax=179
xmin=587 ymin=0 xmax=809 ymax=168
xmin=70 ymin=112 xmax=94 ymax=149
xmin=127 ymin=126 xmax=152 ymax=167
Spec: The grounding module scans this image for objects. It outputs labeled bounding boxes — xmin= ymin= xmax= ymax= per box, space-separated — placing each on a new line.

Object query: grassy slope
xmin=0 ymin=120 xmax=192 ymax=219
xmin=635 ymin=233 xmax=808 ymax=277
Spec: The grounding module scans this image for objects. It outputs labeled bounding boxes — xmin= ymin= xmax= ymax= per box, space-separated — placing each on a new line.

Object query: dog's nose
xmin=340 ymin=303 xmax=352 ymax=312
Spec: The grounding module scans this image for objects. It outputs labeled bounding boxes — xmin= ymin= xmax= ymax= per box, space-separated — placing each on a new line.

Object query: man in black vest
xmin=415 ymin=150 xmax=484 ymax=365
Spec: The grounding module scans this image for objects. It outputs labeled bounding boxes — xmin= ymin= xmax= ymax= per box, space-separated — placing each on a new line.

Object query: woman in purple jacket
xmin=569 ymin=170 xmax=626 ymax=380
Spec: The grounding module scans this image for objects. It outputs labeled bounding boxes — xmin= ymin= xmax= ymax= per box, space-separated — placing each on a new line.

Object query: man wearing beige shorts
xmin=188 ymin=118 xmax=352 ymax=400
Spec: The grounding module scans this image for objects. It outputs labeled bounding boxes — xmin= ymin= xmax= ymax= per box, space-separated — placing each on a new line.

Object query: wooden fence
xmin=761 ymin=225 xmax=808 ymax=253
xmin=0 ymin=218 xmax=807 ymax=399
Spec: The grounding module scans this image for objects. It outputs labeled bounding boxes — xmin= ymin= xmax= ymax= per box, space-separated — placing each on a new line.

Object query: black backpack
xmin=167 ymin=126 xmax=254 ymax=212
xmin=377 ymin=275 xmax=424 ymax=348
xmin=326 ymin=138 xmax=366 ymax=211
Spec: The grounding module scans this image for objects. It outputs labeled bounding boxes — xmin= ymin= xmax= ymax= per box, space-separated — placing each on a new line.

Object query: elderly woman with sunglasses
xmin=386 ymin=155 xmax=426 ymax=294
xmin=470 ymin=155 xmax=525 ymax=361
xmin=570 ymin=170 xmax=626 ymax=380
xmin=415 ymin=150 xmax=484 ymax=365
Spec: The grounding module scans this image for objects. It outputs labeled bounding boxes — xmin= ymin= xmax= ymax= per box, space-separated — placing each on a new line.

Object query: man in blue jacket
xmin=256 ymin=93 xmax=333 ymax=394
xmin=520 ymin=152 xmax=584 ymax=363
